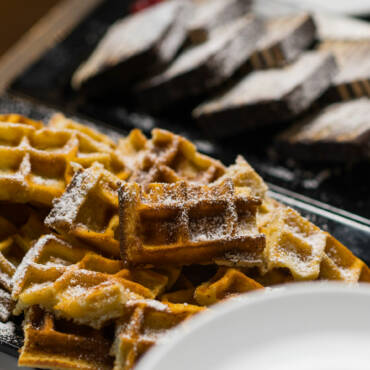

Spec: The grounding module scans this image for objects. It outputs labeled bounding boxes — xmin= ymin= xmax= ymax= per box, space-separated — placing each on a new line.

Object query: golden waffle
xmin=160 ymin=271 xmax=197 ymax=305
xmin=117 ymin=128 xmax=226 ymax=185
xmin=48 ymin=113 xmax=128 ymax=181
xmin=19 ymin=305 xmax=114 ymax=370
xmin=119 ymin=179 xmax=265 ymax=266
xmin=258 ymin=199 xmax=370 ymax=283
xmin=12 ymin=234 xmax=176 ymax=328
xmin=194 ymin=267 xmax=263 ymax=306
xmin=320 ymin=234 xmax=370 ymax=283
xmin=111 ymin=300 xmax=204 ymax=370
xmin=48 ymin=113 xmax=116 ymax=148
xmin=11 ymin=234 xmax=89 ymax=307
xmin=45 ymin=163 xmax=121 ymax=257
xmin=213 ymin=155 xmax=268 ymax=199
xmin=259 ymin=199 xmax=328 ymax=280
xmin=211 ymin=159 xmax=370 ymax=284
xmin=0 ymin=114 xmax=43 ymax=129
xmin=0 ymin=116 xmax=127 ymax=206
xmin=0 ymin=203 xmax=48 ymax=321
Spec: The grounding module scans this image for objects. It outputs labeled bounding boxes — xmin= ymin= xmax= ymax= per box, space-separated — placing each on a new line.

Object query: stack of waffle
xmin=1 ymin=114 xmax=369 ymax=370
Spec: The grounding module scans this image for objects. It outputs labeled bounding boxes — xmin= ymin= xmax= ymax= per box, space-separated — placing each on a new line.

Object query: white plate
xmin=137 ymin=283 xmax=370 ymax=370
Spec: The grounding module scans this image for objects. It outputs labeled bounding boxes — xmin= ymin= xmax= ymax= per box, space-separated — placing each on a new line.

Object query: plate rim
xmin=136 ymin=282 xmax=370 ymax=370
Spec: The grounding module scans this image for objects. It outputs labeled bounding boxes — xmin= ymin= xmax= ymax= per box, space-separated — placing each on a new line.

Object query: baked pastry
xmin=250 ymin=13 xmax=316 ymax=69
xmin=19 ymin=305 xmax=114 ymax=370
xmin=0 ymin=204 xmax=48 ymax=321
xmin=111 ymin=301 xmax=204 ymax=370
xmin=194 ymin=51 xmax=337 ymax=137
xmin=276 ymin=98 xmax=370 ymax=162
xmin=0 ymin=115 xmax=127 ymax=206
xmin=319 ymin=40 xmax=370 ymax=102
xmin=45 ymin=163 xmax=121 ymax=257
xmin=117 ymin=128 xmax=226 ymax=185
xmin=118 ymin=179 xmax=265 ymax=266
xmin=189 ymin=0 xmax=252 ymax=43
xmin=72 ymin=0 xmax=192 ymax=95
xmin=135 ymin=15 xmax=263 ymax=112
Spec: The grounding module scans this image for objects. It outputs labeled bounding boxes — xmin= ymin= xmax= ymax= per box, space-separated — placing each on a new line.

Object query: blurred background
xmin=0 ymin=0 xmax=61 ymax=57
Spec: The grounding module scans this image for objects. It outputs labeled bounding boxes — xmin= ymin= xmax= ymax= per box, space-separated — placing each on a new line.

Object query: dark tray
xmin=9 ymin=0 xmax=370 ymax=220
xmin=1 ymin=93 xmax=370 ymax=358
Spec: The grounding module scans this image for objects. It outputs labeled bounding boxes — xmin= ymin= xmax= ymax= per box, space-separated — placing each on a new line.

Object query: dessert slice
xmin=276 ymin=98 xmax=370 ymax=162
xmin=250 ymin=13 xmax=316 ymax=69
xmin=135 ymin=15 xmax=263 ymax=111
xmin=319 ymin=40 xmax=370 ymax=102
xmin=194 ymin=51 xmax=337 ymax=137
xmin=189 ymin=0 xmax=252 ymax=43
xmin=72 ymin=0 xmax=192 ymax=95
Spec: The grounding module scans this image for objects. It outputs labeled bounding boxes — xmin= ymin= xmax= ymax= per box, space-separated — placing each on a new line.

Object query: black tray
xmin=9 ymin=0 xmax=370 ymax=220
xmin=1 ymin=93 xmax=370 ymax=358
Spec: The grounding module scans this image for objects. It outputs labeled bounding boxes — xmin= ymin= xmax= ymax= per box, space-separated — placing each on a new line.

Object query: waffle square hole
xmin=75 ymin=192 xmax=117 ymax=233
xmin=0 ymin=126 xmax=25 ymax=147
xmin=30 ymin=131 xmax=71 ymax=152
xmin=0 ymin=152 xmax=24 ymax=175
xmin=140 ymin=212 xmax=180 ymax=246
xmin=29 ymin=155 xmax=66 ymax=189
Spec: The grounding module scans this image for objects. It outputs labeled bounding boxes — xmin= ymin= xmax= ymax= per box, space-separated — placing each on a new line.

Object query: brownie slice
xmin=72 ymin=0 xmax=192 ymax=95
xmin=250 ymin=13 xmax=316 ymax=69
xmin=319 ymin=40 xmax=370 ymax=103
xmin=276 ymin=98 xmax=370 ymax=162
xmin=193 ymin=51 xmax=337 ymax=137
xmin=189 ymin=0 xmax=252 ymax=43
xmin=135 ymin=15 xmax=263 ymax=112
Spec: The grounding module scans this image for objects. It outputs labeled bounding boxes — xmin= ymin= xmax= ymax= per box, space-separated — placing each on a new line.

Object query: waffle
xmin=19 ymin=305 xmax=114 ymax=370
xmin=45 ymin=163 xmax=121 ymax=257
xmin=48 ymin=113 xmax=116 ymax=148
xmin=0 ymin=204 xmax=47 ymax=321
xmin=210 ymin=160 xmax=370 ymax=284
xmin=320 ymin=234 xmax=370 ymax=283
xmin=194 ymin=267 xmax=263 ymax=306
xmin=12 ymin=234 xmax=177 ymax=328
xmin=160 ymin=271 xmax=197 ymax=304
xmin=213 ymin=155 xmax=267 ymax=200
xmin=259 ymin=199 xmax=328 ymax=280
xmin=111 ymin=300 xmax=204 ymax=370
xmin=117 ymin=128 xmax=226 ymax=185
xmin=119 ymin=179 xmax=265 ymax=266
xmin=48 ymin=114 xmax=128 ymax=181
xmin=0 ymin=116 xmax=127 ymax=206
xmin=211 ymin=157 xmax=268 ymax=269
xmin=0 ymin=114 xmax=43 ymax=129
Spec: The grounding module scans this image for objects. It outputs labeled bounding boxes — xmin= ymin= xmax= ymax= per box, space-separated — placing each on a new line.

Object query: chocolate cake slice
xmin=250 ymin=13 xmax=316 ymax=69
xmin=319 ymin=40 xmax=370 ymax=102
xmin=194 ymin=51 xmax=337 ymax=137
xmin=135 ymin=15 xmax=263 ymax=112
xmin=189 ymin=0 xmax=252 ymax=43
xmin=276 ymin=98 xmax=370 ymax=162
xmin=72 ymin=0 xmax=192 ymax=95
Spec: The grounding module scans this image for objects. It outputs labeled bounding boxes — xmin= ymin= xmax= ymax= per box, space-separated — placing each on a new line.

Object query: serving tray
xmin=1 ymin=92 xmax=370 ymax=360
